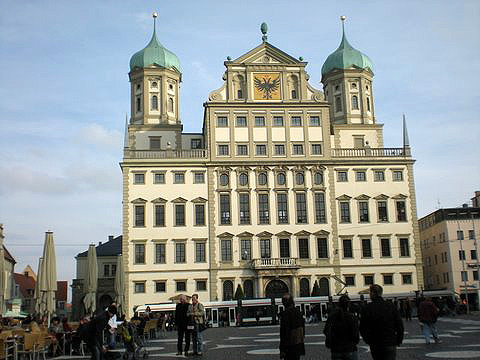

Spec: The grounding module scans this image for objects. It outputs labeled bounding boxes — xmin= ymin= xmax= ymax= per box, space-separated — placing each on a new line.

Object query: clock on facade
xmin=253 ymin=73 xmax=281 ymax=100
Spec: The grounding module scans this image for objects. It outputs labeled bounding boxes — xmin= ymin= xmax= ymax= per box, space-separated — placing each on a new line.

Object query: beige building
xmin=121 ymin=17 xmax=423 ymax=316
xmin=419 ymin=205 xmax=480 ymax=310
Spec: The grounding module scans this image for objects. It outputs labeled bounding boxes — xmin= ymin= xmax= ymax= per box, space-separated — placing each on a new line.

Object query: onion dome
xmin=129 ymin=13 xmax=181 ymax=73
xmin=321 ymin=16 xmax=373 ymax=76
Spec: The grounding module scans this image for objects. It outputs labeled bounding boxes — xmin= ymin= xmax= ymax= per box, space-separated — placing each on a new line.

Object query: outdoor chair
xmin=16 ymin=333 xmax=39 ymax=360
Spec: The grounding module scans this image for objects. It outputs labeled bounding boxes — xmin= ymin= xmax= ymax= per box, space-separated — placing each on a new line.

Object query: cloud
xmin=77 ymin=123 xmax=123 ymax=150
xmin=191 ymin=61 xmax=217 ymax=86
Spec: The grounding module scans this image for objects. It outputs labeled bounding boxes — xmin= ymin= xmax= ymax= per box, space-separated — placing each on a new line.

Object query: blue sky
xmin=1 ymin=0 xmax=479 ymax=285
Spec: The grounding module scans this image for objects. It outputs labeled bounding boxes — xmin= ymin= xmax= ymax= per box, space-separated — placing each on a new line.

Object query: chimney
xmin=99 ymin=241 xmax=102 ymax=245
xmin=108 ymin=235 xmax=114 ymax=242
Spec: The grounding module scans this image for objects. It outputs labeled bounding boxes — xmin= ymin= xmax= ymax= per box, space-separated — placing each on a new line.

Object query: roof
xmin=56 ymin=281 xmax=68 ymax=302
xmin=419 ymin=207 xmax=480 ymax=231
xmin=77 ymin=235 xmax=122 ymax=258
xmin=13 ymin=273 xmax=36 ymax=298
xmin=3 ymin=245 xmax=16 ymax=264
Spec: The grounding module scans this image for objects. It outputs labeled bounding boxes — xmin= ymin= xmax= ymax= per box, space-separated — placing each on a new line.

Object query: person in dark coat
xmin=85 ymin=305 xmax=117 ymax=360
xmin=324 ymin=295 xmax=359 ymax=360
xmin=418 ymin=297 xmax=441 ymax=344
xmin=279 ymin=293 xmax=305 ymax=360
xmin=175 ymin=294 xmax=191 ymax=356
xmin=360 ymin=285 xmax=404 ymax=360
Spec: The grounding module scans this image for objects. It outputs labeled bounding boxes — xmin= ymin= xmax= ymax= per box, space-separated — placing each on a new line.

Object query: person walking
xmin=188 ymin=294 xmax=206 ymax=356
xmin=279 ymin=293 xmax=305 ymax=360
xmin=418 ymin=297 xmax=441 ymax=344
xmin=175 ymin=295 xmax=190 ymax=356
xmin=324 ymin=295 xmax=359 ymax=360
xmin=86 ymin=305 xmax=117 ymax=360
xmin=360 ymin=285 xmax=404 ymax=360
xmin=404 ymin=299 xmax=412 ymax=322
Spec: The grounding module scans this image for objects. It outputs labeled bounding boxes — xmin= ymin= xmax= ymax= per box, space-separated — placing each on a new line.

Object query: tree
xmin=234 ymin=284 xmax=244 ymax=300
xmin=311 ymin=280 xmax=320 ymax=296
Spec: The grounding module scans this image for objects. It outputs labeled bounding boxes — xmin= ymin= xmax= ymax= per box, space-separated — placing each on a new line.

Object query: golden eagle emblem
xmin=254 ymin=75 xmax=280 ymax=100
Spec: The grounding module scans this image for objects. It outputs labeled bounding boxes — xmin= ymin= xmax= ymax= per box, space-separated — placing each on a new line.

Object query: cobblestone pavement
xmin=57 ymin=315 xmax=480 ymax=360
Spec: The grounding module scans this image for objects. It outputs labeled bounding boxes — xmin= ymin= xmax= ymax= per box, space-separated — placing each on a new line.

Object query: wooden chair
xmin=16 ymin=333 xmax=38 ymax=360
xmin=36 ymin=334 xmax=51 ymax=360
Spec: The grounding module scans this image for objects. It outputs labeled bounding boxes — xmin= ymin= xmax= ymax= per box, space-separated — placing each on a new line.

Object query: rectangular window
xmin=191 ymin=139 xmax=202 ymax=149
xmin=471 ymin=250 xmax=477 ymax=260
xmin=134 ymin=173 xmax=145 ymax=184
xmin=150 ymin=137 xmax=161 ymax=150
xmin=155 ymin=281 xmax=166 ymax=292
xmin=337 ymin=171 xmax=348 ymax=182
xmin=353 ymin=137 xmax=364 ymax=148
xmin=195 ymin=242 xmax=206 ymax=263
xmin=374 ymin=170 xmax=385 ymax=182
xmin=362 ymin=238 xmax=372 ymax=258
xmin=340 ymin=202 xmax=350 ymax=223
xmin=236 ymin=116 xmax=247 ymax=127
xmin=134 ymin=282 xmax=145 ymax=293
xmin=274 ymin=144 xmax=285 ymax=155
xmin=175 ymin=204 xmax=185 ymax=226
xmin=111 ymin=264 xmax=116 ymax=277
xmin=277 ymin=193 xmax=289 ymax=224
xmin=345 ymin=276 xmax=355 ymax=286
xmin=469 ymin=230 xmax=475 ymax=240
xmin=402 ymin=274 xmax=412 ymax=285
xmin=457 ymin=230 xmax=464 ymax=240
xmin=474 ymin=271 xmax=479 ymax=281
xmin=258 ymin=193 xmax=270 ymax=224
xmin=292 ymin=144 xmax=304 ymax=155
xmin=195 ymin=204 xmax=205 ymax=226
xmin=255 ymin=116 xmax=265 ymax=126
xmin=396 ymin=201 xmax=407 ymax=222
xmin=218 ymin=144 xmax=229 ymax=156
xmin=237 ymin=144 xmax=248 ymax=156
xmin=273 ymin=116 xmax=284 ymax=126
xmin=378 ymin=201 xmax=388 ymax=222
xmin=174 ymin=172 xmax=185 ymax=184
xmin=176 ymin=281 xmax=186 ymax=292
xmin=194 ymin=172 xmax=205 ymax=184
xmin=298 ymin=238 xmax=309 ymax=259
xmin=296 ymin=193 xmax=307 ymax=224
xmin=393 ymin=170 xmax=404 ymax=181
xmin=343 ymin=239 xmax=353 ymax=258
xmin=364 ymin=275 xmax=374 ymax=286
xmin=239 ymin=193 xmax=250 ymax=224
xmin=154 ymin=173 xmax=165 ymax=184
xmin=400 ymin=238 xmax=410 ymax=257
xmin=314 ymin=192 xmax=326 ymax=223
xmin=134 ymin=205 xmax=145 ymax=227
xmin=260 ymin=239 xmax=271 ymax=258
xmin=196 ymin=280 xmax=207 ymax=291
xmin=459 ymin=250 xmax=466 ymax=260
xmin=356 ymin=171 xmax=366 ymax=182
xmin=359 ymin=201 xmax=369 ymax=222
xmin=279 ymin=238 xmax=290 ymax=258
xmin=175 ymin=243 xmax=186 ymax=263
xmin=381 ymin=238 xmax=391 ymax=257
xmin=309 ymin=116 xmax=320 ymax=126
xmin=221 ymin=239 xmax=232 ymax=261
xmin=317 ymin=238 xmax=328 ymax=259
xmin=155 ymin=243 xmax=166 ymax=264
xmin=256 ymin=144 xmax=267 ymax=156
xmin=103 ymin=264 xmax=109 ymax=277
xmin=240 ymin=239 xmax=252 ymax=260
xmin=135 ymin=244 xmax=145 ymax=264
xmin=383 ymin=274 xmax=394 ymax=285
xmin=311 ymin=144 xmax=322 ymax=155
xmin=291 ymin=116 xmax=302 ymax=126
xmin=217 ymin=116 xmax=228 ymax=127
xmin=220 ymin=194 xmax=231 ymax=225
xmin=155 ymin=204 xmax=165 ymax=227
xmin=461 ymin=271 xmax=468 ymax=282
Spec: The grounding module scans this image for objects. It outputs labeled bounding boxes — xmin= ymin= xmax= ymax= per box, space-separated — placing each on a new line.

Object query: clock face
xmin=253 ymin=73 xmax=281 ymax=100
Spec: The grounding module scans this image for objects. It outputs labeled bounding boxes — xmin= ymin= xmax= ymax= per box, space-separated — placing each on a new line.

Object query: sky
xmin=1 ymin=0 xmax=479 ymax=290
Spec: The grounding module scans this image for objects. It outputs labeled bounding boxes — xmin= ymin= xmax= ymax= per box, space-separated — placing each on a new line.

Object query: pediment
xmin=131 ymin=198 xmax=147 ymax=204
xmin=275 ymin=231 xmax=292 ymax=237
xmin=191 ymin=197 xmax=208 ymax=203
xmin=151 ymin=197 xmax=167 ymax=204
xmin=354 ymin=194 xmax=371 ymax=200
xmin=237 ymin=231 xmax=254 ymax=238
xmin=172 ymin=197 xmax=188 ymax=203
xmin=232 ymin=42 xmax=302 ymax=65
xmin=313 ymin=230 xmax=330 ymax=236
xmin=218 ymin=232 xmax=234 ymax=239
xmin=374 ymin=194 xmax=389 ymax=200
xmin=336 ymin=194 xmax=352 ymax=201
xmin=256 ymin=231 xmax=273 ymax=238
xmin=295 ymin=230 xmax=311 ymax=237
xmin=392 ymin=194 xmax=408 ymax=200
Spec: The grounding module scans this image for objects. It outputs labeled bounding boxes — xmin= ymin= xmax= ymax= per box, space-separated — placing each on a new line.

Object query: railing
xmin=331 ymin=147 xmax=410 ymax=157
xmin=125 ymin=149 xmax=208 ymax=159
xmin=250 ymin=257 xmax=299 ymax=269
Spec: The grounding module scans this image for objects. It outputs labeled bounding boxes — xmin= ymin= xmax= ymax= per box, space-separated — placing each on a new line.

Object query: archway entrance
xmin=265 ymin=279 xmax=289 ymax=299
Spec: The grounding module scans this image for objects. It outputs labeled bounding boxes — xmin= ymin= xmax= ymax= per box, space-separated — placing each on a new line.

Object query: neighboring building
xmin=1 ymin=224 xmax=17 ymax=308
xmin=22 ymin=265 xmax=37 ymax=281
xmin=56 ymin=281 xmax=68 ymax=318
xmin=121 ymin=17 xmax=423 ymax=317
xmin=71 ymin=235 xmax=121 ymax=320
xmin=472 ymin=191 xmax=480 ymax=208
xmin=13 ymin=272 xmax=35 ymax=314
xmin=419 ymin=204 xmax=480 ymax=310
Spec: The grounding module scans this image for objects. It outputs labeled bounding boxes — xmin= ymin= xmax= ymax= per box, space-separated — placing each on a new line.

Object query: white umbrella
xmin=114 ymin=254 xmax=124 ymax=315
xmin=40 ymin=231 xmax=57 ymax=324
xmin=0 ymin=245 xmax=5 ymax=315
xmin=83 ymin=244 xmax=98 ymax=315
xmin=34 ymin=257 xmax=44 ymax=314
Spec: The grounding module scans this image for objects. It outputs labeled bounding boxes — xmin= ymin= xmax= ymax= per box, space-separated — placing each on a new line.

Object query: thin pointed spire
xmin=338 ymin=15 xmax=351 ymax=49
xmin=147 ymin=11 xmax=161 ymax=47
xmin=403 ymin=114 xmax=410 ymax=148
xmin=124 ymin=113 xmax=129 ymax=148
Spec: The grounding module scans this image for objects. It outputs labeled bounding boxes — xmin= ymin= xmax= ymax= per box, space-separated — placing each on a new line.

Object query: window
xmin=274 ymin=144 xmax=285 ymax=155
xmin=291 ymin=89 xmax=297 ymax=99
xmin=314 ymin=192 xmax=326 ymax=223
xmin=337 ymin=171 xmax=348 ymax=182
xmin=277 ymin=172 xmax=286 ymax=185
xmin=359 ymin=201 xmax=369 ymax=222
xmin=241 ymin=239 xmax=252 ymax=260
xmin=217 ymin=116 xmax=228 ymax=127
xmin=174 ymin=172 xmax=185 ymax=184
xmin=136 ymin=84 xmax=141 ymax=91
xmin=175 ymin=204 xmax=185 ymax=226
xmin=402 ymin=274 xmax=412 ymax=285
xmin=150 ymin=137 xmax=161 ymax=150
xmin=255 ymin=116 xmax=265 ymax=126
xmin=335 ymin=96 xmax=342 ymax=112
xmin=353 ymin=137 xmax=364 ymax=148
xmin=223 ymin=281 xmax=233 ymax=301
xmin=257 ymin=172 xmax=268 ymax=186
xmin=383 ymin=274 xmax=393 ymax=285
xmin=196 ymin=280 xmax=207 ymax=291
xmin=135 ymin=244 xmax=145 ymax=264
xmin=151 ymin=81 xmax=157 ymax=88
xmin=239 ymin=172 xmax=249 ymax=186
xmin=343 ymin=239 xmax=353 ymax=258
xmin=317 ymin=238 xmax=328 ymax=258
xmin=218 ymin=144 xmax=229 ymax=156
xmin=239 ymin=193 xmax=250 ymax=224
xmin=378 ymin=201 xmax=388 ymax=222
xmin=400 ymin=238 xmax=410 ymax=257
xmin=111 ymin=264 xmax=116 ymax=277
xmin=361 ymin=238 xmax=372 ymax=258
xmin=291 ymin=116 xmax=302 ymax=126
xmin=136 ymin=97 xmax=141 ymax=112
xmin=345 ymin=276 xmax=355 ymax=286
xmin=195 ymin=204 xmax=205 ymax=226
xmin=295 ymin=172 xmax=305 ymax=185
xmin=175 ymin=243 xmax=186 ymax=263
xmin=298 ymin=238 xmax=309 ymax=259
xmin=309 ymin=116 xmax=320 ymax=126
xmin=154 ymin=173 xmax=165 ymax=184
xmin=374 ymin=170 xmax=385 ymax=182
xmin=134 ymin=205 xmax=145 ymax=227
xmin=134 ymin=173 xmax=145 ymax=184
xmin=471 ymin=250 xmax=478 ymax=260
xmin=104 ymin=264 xmax=110 ymax=277
xmin=237 ymin=89 xmax=243 ymax=99
xmin=221 ymin=239 xmax=232 ymax=261
xmin=194 ymin=172 xmax=205 ymax=184
xmin=312 ymin=144 xmax=322 ymax=155
xmin=155 ymin=281 xmax=166 ymax=292
xmin=134 ymin=282 xmax=145 ymax=293
xmin=237 ymin=144 xmax=248 ymax=156
xmin=351 ymin=95 xmax=359 ymax=110
xmin=356 ymin=171 xmax=366 ymax=182
xmin=292 ymin=144 xmax=304 ymax=155
xmin=155 ymin=204 xmax=165 ymax=227
xmin=220 ymin=194 xmax=231 ymax=224
xmin=191 ymin=139 xmax=202 ymax=149
xmin=474 ymin=271 xmax=479 ymax=281
xmin=258 ymin=194 xmax=270 ymax=224
xmin=351 ymin=82 xmax=357 ymax=89
xmin=396 ymin=201 xmax=407 ymax=222
xmin=340 ymin=202 xmax=350 ymax=223
xmin=381 ymin=238 xmax=391 ymax=257
xmin=457 ymin=230 xmax=464 ymax=240
xmin=256 ymin=144 xmax=267 ymax=156
xmin=277 ymin=193 xmax=288 ymax=224
xmin=367 ymin=97 xmax=371 ymax=111
xmin=236 ymin=116 xmax=247 ymax=127
xmin=260 ymin=239 xmax=271 ymax=258
xmin=459 ymin=250 xmax=466 ymax=260
xmin=151 ymin=95 xmax=158 ymax=110
xmin=176 ymin=281 xmax=186 ymax=292
xmin=279 ymin=238 xmax=290 ymax=258
xmin=314 ymin=171 xmax=323 ymax=185
xmin=461 ymin=271 xmax=468 ymax=281
xmin=364 ymin=275 xmax=374 ymax=286
xmin=273 ymin=116 xmax=284 ymax=126
xmin=393 ymin=170 xmax=403 ymax=181
xmin=219 ymin=173 xmax=229 ymax=186
xmin=155 ymin=243 xmax=166 ymax=264
xmin=195 ymin=242 xmax=206 ymax=263
xmin=296 ymin=193 xmax=307 ymax=224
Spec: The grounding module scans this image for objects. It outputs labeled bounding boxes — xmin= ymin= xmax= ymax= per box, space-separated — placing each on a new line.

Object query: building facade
xmin=1 ymin=224 xmax=17 ymax=310
xmin=121 ymin=18 xmax=423 ymax=316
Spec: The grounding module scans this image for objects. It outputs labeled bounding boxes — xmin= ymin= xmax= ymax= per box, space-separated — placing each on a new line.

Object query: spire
xmin=124 ymin=113 xmax=129 ymax=148
xmin=402 ymin=114 xmax=410 ymax=148
xmin=338 ymin=15 xmax=352 ymax=50
xmin=261 ymin=22 xmax=268 ymax=43
xmin=147 ymin=12 xmax=160 ymax=47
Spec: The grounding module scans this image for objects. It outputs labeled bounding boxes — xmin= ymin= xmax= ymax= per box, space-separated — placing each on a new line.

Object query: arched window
xmin=239 ymin=173 xmax=249 ymax=186
xmin=300 ymin=278 xmax=310 ymax=297
xmin=233 ymin=74 xmax=245 ymax=100
xmin=335 ymin=96 xmax=342 ymax=112
xmin=352 ymin=95 xmax=359 ymax=110
xmin=277 ymin=172 xmax=286 ymax=185
xmin=223 ymin=280 xmax=234 ymax=301
xmin=258 ymin=173 xmax=268 ymax=186
xmin=244 ymin=280 xmax=254 ymax=299
xmin=219 ymin=174 xmax=229 ymax=186
xmin=295 ymin=172 xmax=304 ymax=185
xmin=319 ymin=277 xmax=330 ymax=296
xmin=151 ymin=95 xmax=158 ymax=110
xmin=136 ymin=97 xmax=141 ymax=112
xmin=367 ymin=97 xmax=371 ymax=112
xmin=288 ymin=74 xmax=299 ymax=100
xmin=168 ymin=97 xmax=174 ymax=112
xmin=314 ymin=171 xmax=323 ymax=185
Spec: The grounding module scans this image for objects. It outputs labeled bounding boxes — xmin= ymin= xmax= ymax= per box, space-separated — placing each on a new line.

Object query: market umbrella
xmin=34 ymin=257 xmax=44 ymax=314
xmin=114 ymin=254 xmax=124 ymax=315
xmin=83 ymin=244 xmax=98 ymax=315
xmin=40 ymin=231 xmax=57 ymax=324
xmin=0 ymin=245 xmax=5 ymax=315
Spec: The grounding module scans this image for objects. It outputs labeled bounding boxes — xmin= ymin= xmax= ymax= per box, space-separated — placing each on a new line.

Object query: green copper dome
xmin=129 ymin=24 xmax=181 ymax=73
xmin=321 ymin=23 xmax=373 ymax=76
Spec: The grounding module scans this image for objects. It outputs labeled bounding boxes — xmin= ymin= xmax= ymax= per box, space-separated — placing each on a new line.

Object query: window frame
xmin=175 ymin=242 xmax=186 ymax=263
xmin=216 ymin=116 xmax=228 ymax=127
xmin=155 ymin=243 xmax=166 ymax=264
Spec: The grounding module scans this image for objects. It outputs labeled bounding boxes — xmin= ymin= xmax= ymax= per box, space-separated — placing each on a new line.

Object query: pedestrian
xmin=175 ymin=294 xmax=191 ymax=356
xmin=418 ymin=297 xmax=441 ymax=344
xmin=404 ymin=298 xmax=412 ymax=322
xmin=107 ymin=302 xmax=117 ymax=349
xmin=324 ymin=295 xmax=359 ymax=360
xmin=279 ymin=293 xmax=305 ymax=360
xmin=359 ymin=284 xmax=404 ymax=360
xmin=85 ymin=304 xmax=117 ymax=360
xmin=188 ymin=293 xmax=206 ymax=356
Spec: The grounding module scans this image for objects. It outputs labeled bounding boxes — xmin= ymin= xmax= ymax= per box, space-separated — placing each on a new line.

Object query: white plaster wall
xmin=253 ymin=128 xmax=267 ymax=142
xmin=271 ymin=128 xmax=286 ymax=142
xmin=135 ymin=130 xmax=177 ymax=150
xmin=234 ymin=128 xmax=249 ymax=142
xmin=307 ymin=127 xmax=323 ymax=141
xmin=338 ymin=129 xmax=379 ymax=147
xmin=215 ymin=128 xmax=230 ymax=142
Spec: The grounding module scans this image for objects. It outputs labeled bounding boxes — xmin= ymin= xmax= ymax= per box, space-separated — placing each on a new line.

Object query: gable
xmin=232 ymin=42 xmax=302 ymax=65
